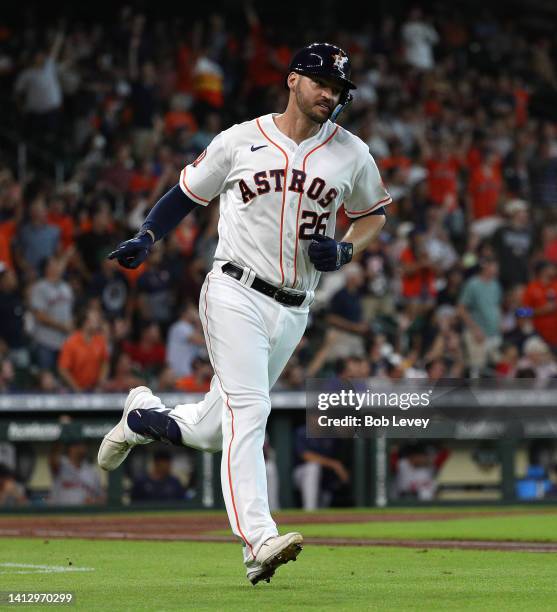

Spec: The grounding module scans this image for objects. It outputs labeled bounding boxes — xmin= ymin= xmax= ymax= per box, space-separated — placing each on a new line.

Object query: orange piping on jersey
xmin=256 ymin=118 xmax=289 ymax=286
xmin=293 ymin=126 xmax=339 ymax=286
xmin=181 ymin=166 xmax=210 ymax=204
xmin=202 ymin=272 xmax=255 ymax=559
xmin=344 ymin=195 xmax=392 ymax=218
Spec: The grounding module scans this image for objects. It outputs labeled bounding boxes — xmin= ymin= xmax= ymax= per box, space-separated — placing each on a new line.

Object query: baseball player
xmin=98 ymin=43 xmax=391 ymax=585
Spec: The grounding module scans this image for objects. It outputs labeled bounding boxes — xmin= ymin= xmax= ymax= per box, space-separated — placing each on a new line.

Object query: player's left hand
xmin=308 ymin=234 xmax=353 ymax=272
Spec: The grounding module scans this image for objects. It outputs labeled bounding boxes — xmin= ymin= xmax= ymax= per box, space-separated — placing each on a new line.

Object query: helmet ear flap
xmin=340 ymin=89 xmax=352 ymax=106
xmin=331 ymin=90 xmax=353 ymax=123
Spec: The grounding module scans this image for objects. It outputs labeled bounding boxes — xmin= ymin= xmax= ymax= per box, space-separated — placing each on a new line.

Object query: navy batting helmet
xmin=288 ymin=43 xmax=356 ymax=90
xmin=287 ymin=42 xmax=356 ymax=120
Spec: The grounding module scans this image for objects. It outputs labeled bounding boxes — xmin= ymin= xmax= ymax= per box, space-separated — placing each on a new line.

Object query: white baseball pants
xmin=167 ymin=263 xmax=308 ymax=564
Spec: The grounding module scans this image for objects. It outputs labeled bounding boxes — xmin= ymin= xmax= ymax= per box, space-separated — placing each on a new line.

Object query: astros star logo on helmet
xmin=332 ymin=52 xmax=348 ymax=73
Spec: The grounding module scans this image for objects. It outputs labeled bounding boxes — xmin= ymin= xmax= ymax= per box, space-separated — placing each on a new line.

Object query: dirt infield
xmin=1 ymin=511 xmax=556 ymax=553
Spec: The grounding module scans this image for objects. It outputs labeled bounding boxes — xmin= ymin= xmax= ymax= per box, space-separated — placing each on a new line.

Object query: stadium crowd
xmin=1 ymin=3 xmax=557 ymax=394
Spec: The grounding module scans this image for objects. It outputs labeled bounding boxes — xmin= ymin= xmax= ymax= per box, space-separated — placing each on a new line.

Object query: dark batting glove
xmin=308 ymin=233 xmax=353 ymax=272
xmin=107 ymin=230 xmax=154 ymax=269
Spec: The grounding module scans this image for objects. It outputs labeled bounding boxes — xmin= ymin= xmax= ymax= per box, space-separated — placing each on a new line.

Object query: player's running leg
xmin=98 ymin=377 xmax=226 ymax=471
xmin=201 ymin=270 xmax=279 ymax=558
xmin=167 ymin=375 xmax=224 ymax=452
xmin=98 ymin=386 xmax=174 ymax=470
xmin=245 ymin=298 xmax=308 ymax=584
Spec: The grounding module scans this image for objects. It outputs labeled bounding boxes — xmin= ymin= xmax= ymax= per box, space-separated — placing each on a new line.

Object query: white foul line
xmin=0 ymin=563 xmax=95 ymax=575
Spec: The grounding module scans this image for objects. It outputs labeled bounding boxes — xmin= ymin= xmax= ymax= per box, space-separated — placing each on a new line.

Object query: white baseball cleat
xmin=98 ymin=386 xmax=153 ymax=471
xmin=248 ymin=532 xmax=303 ymax=585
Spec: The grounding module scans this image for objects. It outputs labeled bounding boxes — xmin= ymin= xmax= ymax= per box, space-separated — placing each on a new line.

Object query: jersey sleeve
xmin=343 ymin=153 xmax=392 ymax=219
xmin=179 ymin=132 xmax=230 ymax=206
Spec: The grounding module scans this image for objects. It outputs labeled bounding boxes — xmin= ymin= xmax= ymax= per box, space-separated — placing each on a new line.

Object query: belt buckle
xmin=273 ymin=288 xmax=285 ymax=305
xmin=275 ymin=288 xmax=301 ymax=307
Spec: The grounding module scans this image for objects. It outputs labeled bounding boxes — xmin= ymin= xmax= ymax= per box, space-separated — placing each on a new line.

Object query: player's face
xmin=294 ymin=75 xmax=343 ymax=124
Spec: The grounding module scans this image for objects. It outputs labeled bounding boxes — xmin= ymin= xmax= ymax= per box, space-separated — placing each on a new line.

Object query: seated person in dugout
xmin=49 ymin=441 xmax=105 ymax=506
xmin=130 ymin=449 xmax=190 ymax=502
xmin=293 ymin=420 xmax=350 ymax=511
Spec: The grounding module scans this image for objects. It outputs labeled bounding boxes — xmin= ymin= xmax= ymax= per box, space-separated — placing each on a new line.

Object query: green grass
xmin=237 ymin=514 xmax=557 ymax=543
xmin=0 ymin=538 xmax=556 ymax=611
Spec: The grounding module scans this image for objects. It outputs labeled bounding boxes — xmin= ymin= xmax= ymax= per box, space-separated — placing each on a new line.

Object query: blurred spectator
xmin=0 ymin=173 xmax=22 ymax=271
xmin=293 ymin=422 xmax=350 ymax=511
xmin=192 ymin=49 xmax=225 ymax=111
xmin=424 ymin=357 xmax=447 ymax=381
xmin=542 ymin=224 xmax=557 ymax=264
xmin=0 ymin=443 xmax=17 ymax=473
xmin=467 ymin=149 xmax=503 ymax=220
xmin=166 ymin=302 xmax=206 ymax=377
xmin=337 ymin=355 xmax=371 ymax=381
xmin=49 ymin=442 xmax=105 ymax=505
xmin=0 ymin=266 xmax=27 ymax=364
xmin=164 ymin=95 xmax=198 ymax=137
xmin=128 ymin=18 xmax=160 ymax=158
xmin=424 ymin=140 xmax=461 ymax=208
xmin=103 ymin=352 xmax=145 ymax=392
xmin=423 ymin=207 xmax=459 ymax=272
xmin=75 ymin=205 xmax=115 ymax=278
xmin=156 ymin=365 xmax=178 ymax=392
xmin=29 ymin=256 xmax=74 ymax=370
xmin=360 ymin=237 xmax=394 ymax=320
xmin=495 ymin=342 xmax=520 ymax=379
xmin=88 ymin=257 xmax=131 ymax=321
xmin=58 ymin=309 xmax=109 ymax=391
xmin=529 ymin=140 xmax=557 ymax=208
xmin=0 ymin=358 xmax=16 ymax=392
xmin=491 ymin=199 xmax=532 ymax=289
xmin=522 ymin=261 xmax=557 ymax=349
xmin=436 ymin=267 xmax=464 ymax=307
xmin=274 ymin=357 xmax=306 ymax=391
xmin=47 ymin=195 xmax=75 ymax=250
xmin=391 ymin=442 xmax=449 ymax=501
xmin=36 ymin=369 xmax=65 ymax=393
xmin=384 ymin=353 xmax=408 ymax=379
xmin=137 ymin=244 xmax=176 ymax=327
xmin=518 ymin=336 xmax=557 ymax=381
xmin=129 ymin=160 xmax=158 ymax=196
xmin=14 ymin=30 xmax=65 ymax=145
xmin=123 ymin=322 xmax=166 ymax=376
xmin=423 ymin=306 xmax=465 ymax=377
xmin=306 ymin=264 xmax=368 ymax=376
xmin=458 ymin=256 xmax=503 ymax=376
xmin=0 ymin=464 xmax=28 ymax=507
xmin=401 ymin=8 xmax=439 ymax=71
xmin=130 ymin=450 xmax=188 ymax=502
xmin=175 ymin=356 xmax=212 ymax=392
xmin=503 ymin=303 xmax=537 ymax=354
xmin=244 ymin=4 xmax=290 ymax=116
xmin=16 ymin=196 xmax=61 ymax=277
xmin=101 ymin=144 xmax=134 ymax=194
xmin=400 ymin=230 xmax=437 ymax=317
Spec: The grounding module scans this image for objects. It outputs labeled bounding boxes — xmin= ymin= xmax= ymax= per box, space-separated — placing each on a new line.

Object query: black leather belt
xmin=221 ymin=262 xmax=306 ymax=307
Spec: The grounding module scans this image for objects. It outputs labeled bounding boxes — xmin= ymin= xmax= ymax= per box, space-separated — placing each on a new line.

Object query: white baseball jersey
xmin=179 ymin=113 xmax=391 ymax=292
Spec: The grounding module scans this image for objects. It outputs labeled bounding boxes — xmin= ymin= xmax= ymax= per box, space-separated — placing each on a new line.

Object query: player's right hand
xmin=107 ymin=231 xmax=153 ymax=269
